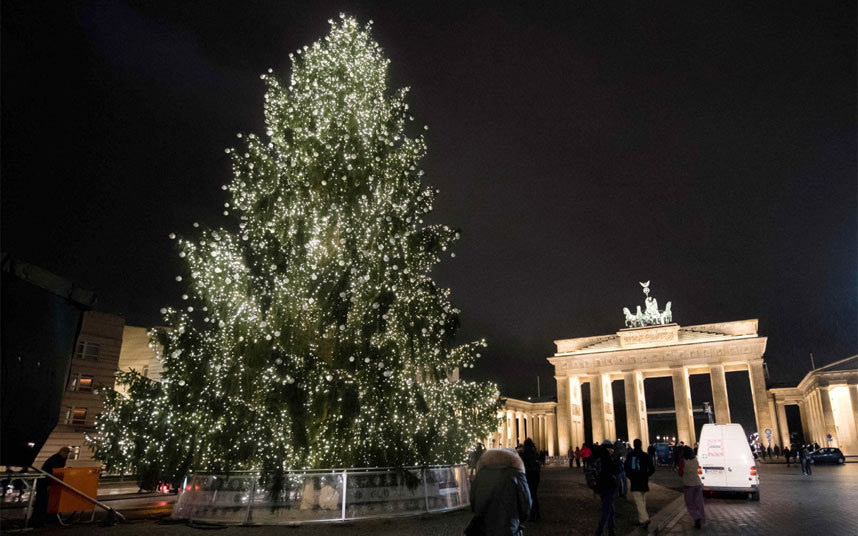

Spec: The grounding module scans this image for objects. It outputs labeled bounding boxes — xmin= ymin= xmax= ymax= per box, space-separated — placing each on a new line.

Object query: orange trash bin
xmin=47 ymin=467 xmax=100 ymax=513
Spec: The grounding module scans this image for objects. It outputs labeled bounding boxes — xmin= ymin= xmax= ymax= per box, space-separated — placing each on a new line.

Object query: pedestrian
xmin=568 ymin=445 xmax=575 ymax=469
xmin=784 ymin=445 xmax=792 ymax=467
xmin=593 ymin=443 xmax=619 ymax=536
xmin=612 ymin=440 xmax=628 ymax=498
xmin=673 ymin=442 xmax=685 ymax=471
xmin=539 ymin=449 xmax=547 ymax=467
xmin=678 ymin=445 xmax=705 ymax=529
xmin=467 ymin=448 xmax=532 ymax=536
xmin=647 ymin=443 xmax=656 ymax=467
xmin=625 ymin=439 xmax=656 ymax=529
xmin=574 ymin=446 xmax=581 ymax=468
xmin=519 ymin=438 xmax=541 ymax=522
xmin=580 ymin=443 xmax=592 ymax=469
xmin=799 ymin=445 xmax=812 ymax=476
xmin=32 ymin=446 xmax=70 ymax=527
xmin=774 ymin=444 xmax=781 ymax=458
xmin=767 ymin=446 xmax=773 ymax=460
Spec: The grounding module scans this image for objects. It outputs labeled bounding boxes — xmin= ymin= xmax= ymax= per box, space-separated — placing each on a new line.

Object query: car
xmin=810 ymin=447 xmax=846 ymax=465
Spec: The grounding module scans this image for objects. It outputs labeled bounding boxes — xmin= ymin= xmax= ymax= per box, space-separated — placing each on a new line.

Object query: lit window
xmin=70 ymin=446 xmax=81 ymax=461
xmin=78 ymin=376 xmax=94 ymax=393
xmin=70 ymin=408 xmax=87 ymax=426
xmin=142 ymin=365 xmax=149 ymax=378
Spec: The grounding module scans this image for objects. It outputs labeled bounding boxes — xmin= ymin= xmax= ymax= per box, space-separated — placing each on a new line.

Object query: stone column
xmin=747 ymin=361 xmax=774 ymax=438
xmin=812 ymin=391 xmax=825 ymax=444
xmin=849 ymin=384 xmax=858 ymax=451
xmin=502 ymin=411 xmax=509 ymax=448
xmin=568 ymin=377 xmax=582 ymax=449
xmin=556 ymin=376 xmax=572 ymax=455
xmin=819 ymin=386 xmax=839 ymax=447
xmin=547 ymin=414 xmax=556 ymax=456
xmin=767 ymin=394 xmax=779 ymax=448
xmin=531 ymin=414 xmax=538 ymax=449
xmin=516 ymin=412 xmax=525 ymax=446
xmin=709 ymin=364 xmax=731 ymax=424
xmin=590 ymin=376 xmax=606 ymax=443
xmin=604 ymin=377 xmax=616 ymax=440
xmin=798 ymin=401 xmax=810 ymax=444
xmin=671 ymin=367 xmax=696 ymax=445
xmin=623 ymin=372 xmax=649 ymax=445
xmin=776 ymin=401 xmax=790 ymax=448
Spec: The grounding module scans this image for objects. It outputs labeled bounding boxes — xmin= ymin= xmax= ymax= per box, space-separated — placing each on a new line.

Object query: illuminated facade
xmin=769 ymin=355 xmax=858 ymax=455
xmin=548 ymin=318 xmax=770 ymax=452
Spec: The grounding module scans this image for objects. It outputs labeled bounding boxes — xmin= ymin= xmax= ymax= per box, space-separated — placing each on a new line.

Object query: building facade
xmin=486 ymin=397 xmax=558 ymax=454
xmin=116 ymin=325 xmax=164 ymax=394
xmin=769 ymin=355 xmax=858 ymax=454
xmin=35 ymin=311 xmax=124 ymax=466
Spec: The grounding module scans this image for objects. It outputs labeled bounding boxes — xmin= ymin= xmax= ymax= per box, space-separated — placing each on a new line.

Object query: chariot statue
xmin=623 ymin=281 xmax=673 ymax=327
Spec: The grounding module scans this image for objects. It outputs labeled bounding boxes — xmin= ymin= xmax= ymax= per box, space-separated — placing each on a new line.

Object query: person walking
xmin=784 ymin=445 xmax=792 ymax=467
xmin=647 ymin=443 xmax=656 ymax=467
xmin=678 ymin=446 xmax=705 ymax=529
xmin=799 ymin=445 xmax=812 ymax=476
xmin=574 ymin=446 xmax=581 ymax=468
xmin=766 ymin=446 xmax=773 ymax=460
xmin=593 ymin=443 xmax=619 ymax=536
xmin=612 ymin=440 xmax=628 ymax=498
xmin=625 ymin=439 xmax=656 ymax=529
xmin=520 ymin=438 xmax=541 ymax=522
xmin=580 ymin=443 xmax=592 ymax=470
xmin=568 ymin=446 xmax=575 ymax=469
xmin=774 ymin=444 xmax=781 ymax=458
xmin=468 ymin=448 xmax=532 ymax=536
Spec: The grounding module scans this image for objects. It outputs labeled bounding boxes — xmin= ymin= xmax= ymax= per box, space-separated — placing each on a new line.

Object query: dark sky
xmin=3 ymin=1 xmax=856 ymax=400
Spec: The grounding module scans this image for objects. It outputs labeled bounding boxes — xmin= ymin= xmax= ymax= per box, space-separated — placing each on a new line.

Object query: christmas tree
xmin=91 ymin=15 xmax=500 ymax=478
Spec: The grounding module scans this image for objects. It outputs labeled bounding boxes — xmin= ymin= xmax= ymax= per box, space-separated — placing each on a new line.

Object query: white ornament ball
xmin=178 ymin=380 xmax=186 ymax=386
xmin=160 ymin=308 xmax=167 ymax=315
xmin=169 ymin=233 xmax=176 ymax=240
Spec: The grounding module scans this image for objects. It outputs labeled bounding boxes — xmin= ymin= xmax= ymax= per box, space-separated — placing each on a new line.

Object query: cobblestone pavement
xmin=657 ymin=461 xmax=858 ymax=535
xmin=23 ymin=464 xmax=679 ymax=536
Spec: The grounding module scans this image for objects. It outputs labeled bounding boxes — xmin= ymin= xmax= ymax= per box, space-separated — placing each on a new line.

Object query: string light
xmin=90 ymin=15 xmax=500 ymax=478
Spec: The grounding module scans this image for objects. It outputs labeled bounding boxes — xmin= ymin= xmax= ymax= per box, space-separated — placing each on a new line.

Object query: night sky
xmin=3 ymin=1 xmax=856 ymax=406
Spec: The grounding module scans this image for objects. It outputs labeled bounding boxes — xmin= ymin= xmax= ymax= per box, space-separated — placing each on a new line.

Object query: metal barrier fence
xmin=173 ymin=464 xmax=470 ymax=525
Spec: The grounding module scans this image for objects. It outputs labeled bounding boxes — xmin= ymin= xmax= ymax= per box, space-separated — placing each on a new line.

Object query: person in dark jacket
xmin=469 ymin=448 xmax=532 ymax=536
xmin=594 ymin=443 xmax=619 ymax=536
xmin=624 ymin=439 xmax=656 ymax=529
xmin=32 ymin=446 xmax=70 ymax=527
xmin=520 ymin=438 xmax=541 ymax=522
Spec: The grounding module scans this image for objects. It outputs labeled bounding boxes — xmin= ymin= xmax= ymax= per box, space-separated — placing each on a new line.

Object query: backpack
xmin=629 ymin=453 xmax=641 ymax=473
xmin=585 ymin=457 xmax=602 ymax=491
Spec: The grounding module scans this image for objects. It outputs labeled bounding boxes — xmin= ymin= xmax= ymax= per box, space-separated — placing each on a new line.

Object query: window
xmin=142 ymin=365 xmax=149 ymax=378
xmin=77 ymin=376 xmax=94 ymax=393
xmin=67 ymin=374 xmax=94 ymax=392
xmin=69 ymin=408 xmax=87 ymax=426
xmin=70 ymin=446 xmax=81 ymax=461
xmin=74 ymin=341 xmax=100 ymax=360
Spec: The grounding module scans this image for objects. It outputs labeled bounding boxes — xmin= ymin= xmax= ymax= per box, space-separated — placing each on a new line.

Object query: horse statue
xmin=623 ymin=307 xmax=635 ymax=327
xmin=662 ymin=301 xmax=672 ymax=323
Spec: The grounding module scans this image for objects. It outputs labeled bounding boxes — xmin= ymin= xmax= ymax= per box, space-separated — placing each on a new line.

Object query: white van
xmin=696 ymin=423 xmax=760 ymax=500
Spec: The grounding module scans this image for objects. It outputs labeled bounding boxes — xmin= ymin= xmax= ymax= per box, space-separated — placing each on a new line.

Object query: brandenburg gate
xmin=548 ymin=282 xmax=772 ymax=452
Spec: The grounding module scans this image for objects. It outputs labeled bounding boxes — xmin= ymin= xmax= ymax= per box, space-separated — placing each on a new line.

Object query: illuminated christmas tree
xmin=92 ymin=15 xmax=500 ymax=477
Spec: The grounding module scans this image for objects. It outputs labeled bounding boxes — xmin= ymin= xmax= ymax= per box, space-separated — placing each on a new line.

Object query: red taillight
xmin=750 ymin=466 xmax=757 ymax=476
xmin=697 ymin=467 xmax=703 ymax=475
xmin=186 ymin=485 xmax=192 ymax=491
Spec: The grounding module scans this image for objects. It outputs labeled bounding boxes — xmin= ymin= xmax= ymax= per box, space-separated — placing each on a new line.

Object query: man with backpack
xmin=625 ymin=439 xmax=656 ymax=529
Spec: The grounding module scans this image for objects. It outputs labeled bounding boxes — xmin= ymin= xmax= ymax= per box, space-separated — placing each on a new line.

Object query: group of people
xmin=468 ymin=437 xmax=709 ymax=536
xmin=783 ymin=443 xmax=817 ymax=475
